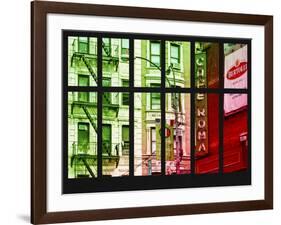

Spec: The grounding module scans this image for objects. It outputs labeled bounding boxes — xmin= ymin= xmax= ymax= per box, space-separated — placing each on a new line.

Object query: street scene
xmin=67 ymin=36 xmax=248 ymax=178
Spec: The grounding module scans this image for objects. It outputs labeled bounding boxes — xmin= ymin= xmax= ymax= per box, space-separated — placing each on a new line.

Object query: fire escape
xmin=70 ymin=39 xmax=120 ymax=178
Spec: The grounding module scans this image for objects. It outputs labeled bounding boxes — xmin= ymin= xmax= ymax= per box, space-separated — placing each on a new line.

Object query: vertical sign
xmin=195 ymin=52 xmax=209 ymax=157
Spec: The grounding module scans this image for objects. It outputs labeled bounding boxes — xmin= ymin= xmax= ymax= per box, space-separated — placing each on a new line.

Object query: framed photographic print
xmin=31 ymin=1 xmax=273 ymax=224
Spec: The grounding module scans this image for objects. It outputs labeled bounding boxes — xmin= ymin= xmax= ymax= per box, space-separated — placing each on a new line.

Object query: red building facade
xmin=195 ymin=43 xmax=248 ymax=174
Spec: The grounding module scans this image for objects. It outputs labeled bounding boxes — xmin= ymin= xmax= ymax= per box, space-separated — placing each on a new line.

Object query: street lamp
xmin=134 ymin=56 xmax=182 ymax=175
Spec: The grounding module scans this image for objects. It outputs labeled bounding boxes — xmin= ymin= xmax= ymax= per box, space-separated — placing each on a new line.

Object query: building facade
xmin=68 ymin=37 xmax=191 ymax=178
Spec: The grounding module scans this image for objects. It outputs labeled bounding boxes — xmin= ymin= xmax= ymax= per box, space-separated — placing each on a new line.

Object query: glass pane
xmin=165 ymin=41 xmax=190 ymax=88
xmin=171 ymin=45 xmax=179 ymax=60
xmin=165 ymin=93 xmax=190 ymax=175
xmin=102 ymin=38 xmax=111 ymax=56
xmin=195 ymin=94 xmax=219 ymax=174
xmin=79 ymin=37 xmax=88 ymax=42
xmin=134 ymin=92 xmax=162 ymax=176
xmin=78 ymin=75 xmax=89 ymax=86
xmin=224 ymin=44 xmax=248 ymax=89
xmin=122 ymin=126 xmax=130 ymax=155
xmin=151 ymin=55 xmax=160 ymax=66
xmin=68 ymin=92 xmax=98 ymax=178
xmin=78 ymin=37 xmax=88 ymax=54
xmin=134 ymin=39 xmax=161 ymax=87
xmin=150 ymin=84 xmax=160 ymax=110
xmin=195 ymin=42 xmax=219 ymax=88
xmin=102 ymin=38 xmax=129 ymax=87
xmin=102 ymin=92 xmax=129 ymax=177
xmin=122 ymin=92 xmax=129 ymax=105
xmin=79 ymin=42 xmax=88 ymax=54
xmin=68 ymin=36 xmax=97 ymax=86
xmin=224 ymin=94 xmax=248 ymax=173
xmin=102 ymin=78 xmax=111 ymax=87
xmin=122 ymin=39 xmax=129 ymax=49
xmin=151 ymin=41 xmax=160 ymax=54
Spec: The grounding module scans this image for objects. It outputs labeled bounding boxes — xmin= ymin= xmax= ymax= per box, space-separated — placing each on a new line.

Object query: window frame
xmin=149 ymin=40 xmax=161 ymax=67
xmin=64 ymin=31 xmax=251 ymax=195
xmin=170 ymin=43 xmax=181 ymax=67
xmin=78 ymin=37 xmax=89 ymax=54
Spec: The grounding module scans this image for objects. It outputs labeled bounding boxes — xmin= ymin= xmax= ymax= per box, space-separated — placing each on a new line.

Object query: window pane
xmin=165 ymin=41 xmax=190 ymax=88
xmin=79 ymin=37 xmax=88 ymax=42
xmin=122 ymin=80 xmax=129 ymax=87
xmin=151 ymin=55 xmax=160 ymax=66
xmin=134 ymin=92 xmax=161 ymax=176
xmin=171 ymin=45 xmax=179 ymax=60
xmin=68 ymin=36 xmax=97 ymax=86
xmin=122 ymin=125 xmax=130 ymax=155
xmin=122 ymin=92 xmax=129 ymax=105
xmin=195 ymin=42 xmax=219 ymax=88
xmin=134 ymin=40 xmax=161 ymax=87
xmin=103 ymin=38 xmax=129 ymax=87
xmin=102 ymin=78 xmax=111 ymax=87
xmin=224 ymin=43 xmax=248 ymax=89
xmin=102 ymin=92 xmax=129 ymax=177
xmin=151 ymin=93 xmax=160 ymax=110
xmin=78 ymin=37 xmax=88 ymax=54
xmin=122 ymin=39 xmax=129 ymax=49
xmin=224 ymin=94 xmax=248 ymax=173
xmin=195 ymin=94 xmax=219 ymax=174
xmin=68 ymin=92 xmax=98 ymax=178
xmin=78 ymin=75 xmax=89 ymax=86
xmin=171 ymin=57 xmax=179 ymax=65
xmin=151 ymin=42 xmax=160 ymax=54
xmin=165 ymin=93 xmax=190 ymax=175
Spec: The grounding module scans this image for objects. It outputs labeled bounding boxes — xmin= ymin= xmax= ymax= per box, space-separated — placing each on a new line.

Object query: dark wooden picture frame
xmin=31 ymin=1 xmax=273 ymax=224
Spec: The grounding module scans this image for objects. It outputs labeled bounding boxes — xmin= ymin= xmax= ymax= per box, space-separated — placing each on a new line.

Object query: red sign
xmin=226 ymin=61 xmax=247 ymax=80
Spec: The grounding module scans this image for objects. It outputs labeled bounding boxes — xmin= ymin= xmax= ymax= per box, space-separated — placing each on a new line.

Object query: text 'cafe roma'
xmin=195 ymin=43 xmax=248 ymax=174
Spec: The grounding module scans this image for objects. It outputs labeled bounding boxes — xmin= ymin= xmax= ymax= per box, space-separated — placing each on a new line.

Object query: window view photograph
xmin=64 ymin=32 xmax=250 ymax=193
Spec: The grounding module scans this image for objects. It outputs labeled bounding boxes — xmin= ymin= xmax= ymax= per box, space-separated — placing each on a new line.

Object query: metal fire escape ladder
xmin=81 ymin=55 xmax=98 ymax=84
xmin=70 ymin=154 xmax=97 ymax=178
xmin=70 ymin=105 xmax=98 ymax=178
xmin=81 ymin=157 xmax=95 ymax=178
xmin=81 ymin=105 xmax=98 ymax=133
xmin=102 ymin=41 xmax=111 ymax=57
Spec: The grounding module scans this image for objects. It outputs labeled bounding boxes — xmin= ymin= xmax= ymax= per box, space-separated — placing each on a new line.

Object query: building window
xmin=102 ymin=38 xmax=111 ymax=56
xmin=122 ymin=80 xmax=129 ymax=105
xmin=151 ymin=128 xmax=156 ymax=155
xmin=77 ymin=123 xmax=89 ymax=153
xmin=150 ymin=41 xmax=161 ymax=67
xmin=121 ymin=39 xmax=129 ymax=57
xmin=150 ymin=84 xmax=161 ymax=110
xmin=102 ymin=124 xmax=112 ymax=155
xmin=102 ymin=78 xmax=111 ymax=104
xmin=170 ymin=43 xmax=180 ymax=66
xmin=122 ymin=125 xmax=130 ymax=155
xmin=78 ymin=75 xmax=89 ymax=102
xmin=78 ymin=37 xmax=89 ymax=54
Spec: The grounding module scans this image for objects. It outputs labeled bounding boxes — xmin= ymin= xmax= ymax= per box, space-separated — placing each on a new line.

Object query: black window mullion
xmin=129 ymin=38 xmax=134 ymax=176
xmin=97 ymin=36 xmax=103 ymax=177
xmin=190 ymin=41 xmax=195 ymax=174
xmin=219 ymin=42 xmax=224 ymax=174
xmin=161 ymin=40 xmax=166 ymax=175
